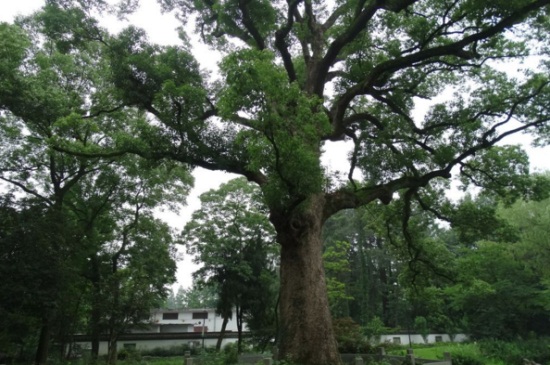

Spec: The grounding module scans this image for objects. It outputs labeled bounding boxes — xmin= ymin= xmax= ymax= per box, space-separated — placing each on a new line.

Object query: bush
xmin=365 ymin=317 xmax=390 ymax=344
xmin=373 ymin=341 xmax=403 ymax=355
xmin=188 ymin=346 xmax=242 ymax=365
xmin=365 ymin=361 xmax=391 ymax=365
xmin=141 ymin=344 xmax=199 ymax=357
xmin=194 ymin=351 xmax=238 ymax=365
xmin=117 ymin=347 xmax=141 ymax=362
xmin=479 ymin=338 xmax=550 ymax=365
xmin=222 ymin=343 xmax=238 ymax=365
xmin=332 ymin=317 xmax=371 ymax=353
xmin=450 ymin=353 xmax=484 ymax=365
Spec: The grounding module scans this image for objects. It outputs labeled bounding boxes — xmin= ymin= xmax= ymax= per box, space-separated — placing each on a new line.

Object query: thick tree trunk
xmin=272 ymin=194 xmax=341 ymax=365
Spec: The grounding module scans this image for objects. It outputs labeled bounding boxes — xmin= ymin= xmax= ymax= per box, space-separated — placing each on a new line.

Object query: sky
xmin=2 ymin=0 xmax=550 ymax=290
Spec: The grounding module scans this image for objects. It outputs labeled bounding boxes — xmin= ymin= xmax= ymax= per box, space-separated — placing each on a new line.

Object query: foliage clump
xmin=447 ymin=353 xmax=484 ymax=365
xmin=332 ymin=317 xmax=372 ymax=354
xmin=479 ymin=338 xmax=550 ymax=365
xmin=140 ymin=345 xmax=198 ymax=358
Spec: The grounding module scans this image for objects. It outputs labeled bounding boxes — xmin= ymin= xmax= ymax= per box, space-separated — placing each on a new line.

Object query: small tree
xmin=323 ymin=240 xmax=354 ymax=318
xmin=414 ymin=316 xmax=429 ymax=344
xmin=184 ymin=178 xmax=278 ymax=351
xmin=365 ymin=316 xmax=389 ymax=344
xmin=177 ymin=284 xmax=219 ymax=309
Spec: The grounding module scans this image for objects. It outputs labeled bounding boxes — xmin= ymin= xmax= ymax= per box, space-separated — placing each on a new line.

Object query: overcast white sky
xmin=2 ymin=0 xmax=550 ymax=290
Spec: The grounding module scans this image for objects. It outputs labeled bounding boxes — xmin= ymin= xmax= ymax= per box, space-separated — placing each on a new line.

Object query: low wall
xmin=72 ymin=332 xmax=245 ymax=355
xmin=377 ymin=333 xmax=468 ymax=346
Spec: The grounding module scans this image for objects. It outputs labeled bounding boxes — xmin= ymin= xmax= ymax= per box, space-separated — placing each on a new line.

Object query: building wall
xmin=72 ymin=308 xmax=246 ymax=356
xmin=73 ymin=337 xmax=239 ymax=356
xmin=160 ymin=324 xmax=193 ymax=333
xmin=149 ymin=308 xmax=246 ymax=333
xmin=377 ymin=333 xmax=468 ymax=345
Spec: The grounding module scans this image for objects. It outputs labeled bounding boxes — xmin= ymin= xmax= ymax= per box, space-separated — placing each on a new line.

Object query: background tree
xmin=323 ymin=240 xmax=354 ymax=318
xmin=176 ymin=284 xmax=220 ymax=309
xmin=102 ymin=215 xmax=178 ymax=364
xmin=414 ymin=316 xmax=429 ymax=344
xmin=183 ymin=178 xmax=278 ymax=352
xmin=442 ymin=191 xmax=550 ymax=339
xmin=323 ymin=207 xmax=405 ymax=327
xmin=389 ymin=187 xmax=550 ymax=340
xmin=498 ymin=181 xmax=550 ymax=285
xmin=0 ymin=17 xmax=114 ymax=364
xmin=163 ymin=289 xmax=178 ymax=310
xmin=5 ymin=1 xmax=550 ymax=363
xmin=0 ymin=14 xmax=190 ymax=364
xmin=0 ymin=197 xmax=72 ymax=363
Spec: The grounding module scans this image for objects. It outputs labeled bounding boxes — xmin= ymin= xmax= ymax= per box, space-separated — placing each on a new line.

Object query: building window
xmin=192 ymin=312 xmax=208 ymax=320
xmin=162 ymin=312 xmax=179 ymax=320
xmin=393 ymin=337 xmax=401 ymax=344
xmin=123 ymin=344 xmax=136 ymax=349
xmin=435 ymin=335 xmax=443 ymax=343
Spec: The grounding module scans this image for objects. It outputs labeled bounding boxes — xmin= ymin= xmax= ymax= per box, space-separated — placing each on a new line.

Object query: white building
xmin=73 ymin=308 xmax=247 ymax=355
xmin=376 ymin=333 xmax=468 ymax=345
xmin=143 ymin=308 xmax=244 ymax=334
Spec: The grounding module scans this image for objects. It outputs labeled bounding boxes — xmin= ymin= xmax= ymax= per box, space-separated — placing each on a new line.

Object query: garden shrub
xmin=194 ymin=351 xmax=227 ymax=365
xmin=189 ymin=346 xmax=242 ymax=365
xmin=365 ymin=361 xmax=391 ymax=365
xmin=140 ymin=344 xmax=198 ymax=357
xmin=332 ymin=317 xmax=370 ymax=353
xmin=222 ymin=343 xmax=238 ymax=365
xmin=479 ymin=338 xmax=550 ymax=365
xmin=373 ymin=341 xmax=402 ymax=355
xmin=365 ymin=316 xmax=390 ymax=344
xmin=449 ymin=352 xmax=483 ymax=365
xmin=117 ymin=347 xmax=141 ymax=362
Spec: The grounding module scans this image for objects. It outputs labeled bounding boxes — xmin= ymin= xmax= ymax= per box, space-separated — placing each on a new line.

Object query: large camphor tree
xmin=12 ymin=0 xmax=550 ymax=364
